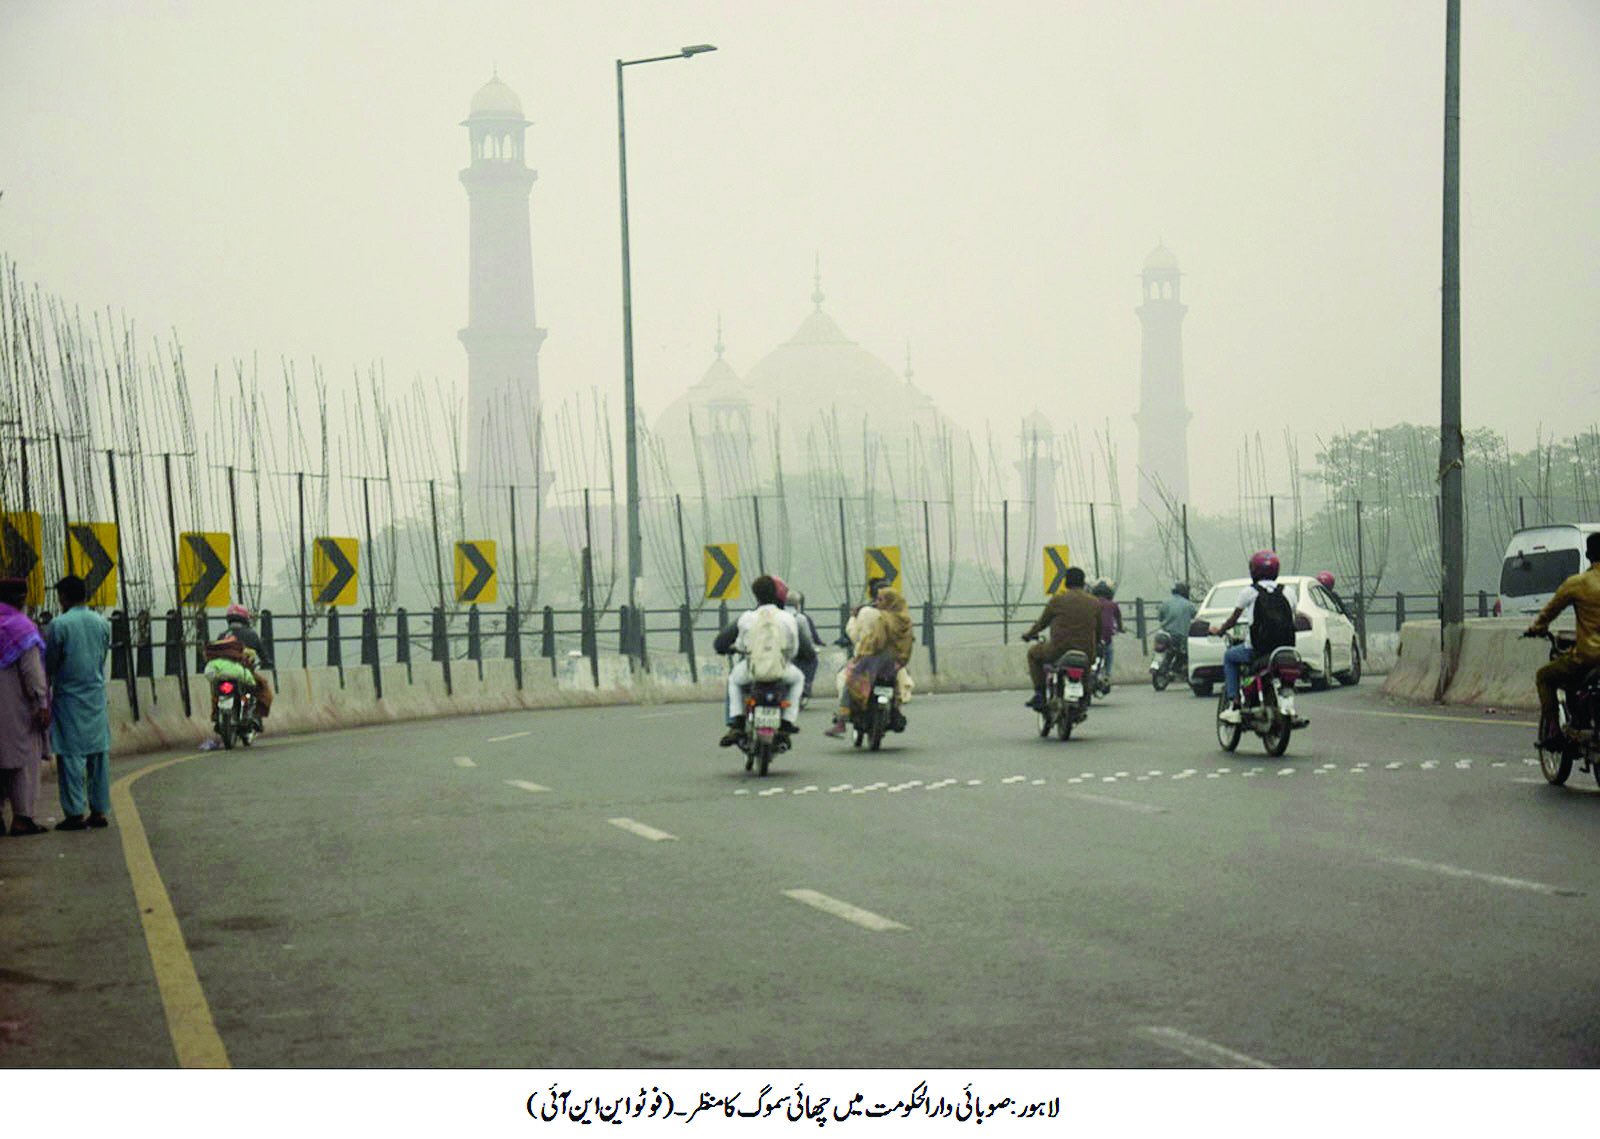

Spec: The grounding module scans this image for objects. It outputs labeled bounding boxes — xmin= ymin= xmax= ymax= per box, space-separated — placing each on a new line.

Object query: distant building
xmin=458 ymin=75 xmax=546 ymax=490
xmin=1134 ymin=242 xmax=1191 ymax=522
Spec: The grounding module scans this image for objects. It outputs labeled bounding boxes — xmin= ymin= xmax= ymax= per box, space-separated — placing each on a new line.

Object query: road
xmin=3 ymin=678 xmax=1598 ymax=1068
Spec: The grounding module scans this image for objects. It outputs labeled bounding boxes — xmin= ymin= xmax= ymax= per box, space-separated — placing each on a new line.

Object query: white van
xmin=1498 ymin=524 xmax=1600 ymax=622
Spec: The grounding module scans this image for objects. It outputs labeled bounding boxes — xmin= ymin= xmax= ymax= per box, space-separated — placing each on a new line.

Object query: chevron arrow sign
xmin=179 ymin=532 xmax=230 ymax=608
xmin=455 ymin=540 xmax=497 ymax=604
xmin=864 ymin=546 xmax=901 ymax=595
xmin=1043 ymin=545 xmax=1072 ymax=595
xmin=1 ymin=511 xmax=43 ymax=607
xmin=68 ymin=522 xmax=118 ymax=608
xmin=702 ymin=543 xmax=740 ymax=600
xmin=313 ymin=536 xmax=359 ymax=607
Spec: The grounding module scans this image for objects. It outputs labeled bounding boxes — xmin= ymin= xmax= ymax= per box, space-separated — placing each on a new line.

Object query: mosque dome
xmin=1021 ymin=409 xmax=1053 ymax=436
xmin=470 ymin=76 xmax=525 ymax=118
xmin=1143 ymin=242 xmax=1180 ymax=272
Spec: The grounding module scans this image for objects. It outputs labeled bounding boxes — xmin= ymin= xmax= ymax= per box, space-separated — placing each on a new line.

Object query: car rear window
xmin=1500 ymin=549 xmax=1579 ymax=598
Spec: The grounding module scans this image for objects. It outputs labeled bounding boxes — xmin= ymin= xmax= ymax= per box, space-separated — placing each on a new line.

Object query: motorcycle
xmin=1215 ymin=639 xmax=1309 ymax=756
xmin=1039 ymin=650 xmax=1092 ymax=740
xmin=1529 ymin=631 xmax=1600 ymax=788
xmin=1089 ymin=648 xmax=1112 ymax=700
xmin=212 ymin=677 xmax=260 ymax=750
xmin=736 ymin=679 xmax=792 ymax=776
xmin=1149 ymin=630 xmax=1187 ymax=692
xmin=850 ymin=679 xmax=904 ymax=752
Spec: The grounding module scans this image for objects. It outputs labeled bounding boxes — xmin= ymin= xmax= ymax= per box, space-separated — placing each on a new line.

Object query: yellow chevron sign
xmin=703 ymin=543 xmax=740 ymax=600
xmin=1043 ymin=545 xmax=1072 ymax=595
xmin=0 ymin=511 xmax=44 ymax=607
xmin=179 ymin=532 xmax=231 ymax=608
xmin=67 ymin=522 xmax=119 ymax=608
xmin=864 ymin=546 xmax=901 ymax=595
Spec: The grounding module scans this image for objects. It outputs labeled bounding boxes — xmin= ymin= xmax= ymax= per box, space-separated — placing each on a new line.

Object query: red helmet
xmin=1315 ymin=571 xmax=1336 ymax=590
xmin=225 ymin=603 xmax=250 ymax=621
xmin=1248 ymin=550 xmax=1280 ymax=581
xmin=769 ymin=575 xmax=789 ymax=606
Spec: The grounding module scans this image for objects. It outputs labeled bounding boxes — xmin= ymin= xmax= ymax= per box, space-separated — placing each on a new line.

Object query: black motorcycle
xmin=211 ymin=677 xmax=260 ymax=750
xmin=1530 ymin=631 xmax=1600 ymax=789
xmin=1215 ymin=641 xmax=1308 ymax=757
xmin=736 ymin=680 xmax=792 ymax=776
xmin=1038 ymin=650 xmax=1092 ymax=740
xmin=1148 ymin=630 xmax=1187 ymax=692
xmin=849 ymin=679 xmax=904 ymax=752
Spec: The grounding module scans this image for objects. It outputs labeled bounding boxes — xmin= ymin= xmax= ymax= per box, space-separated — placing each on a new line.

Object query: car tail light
xmin=1293 ymin=612 xmax=1312 ymax=632
xmin=219 ymin=681 xmax=234 ymax=694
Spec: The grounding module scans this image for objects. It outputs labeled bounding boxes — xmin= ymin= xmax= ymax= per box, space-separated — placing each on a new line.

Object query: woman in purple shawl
xmin=0 ymin=577 xmax=50 ymax=835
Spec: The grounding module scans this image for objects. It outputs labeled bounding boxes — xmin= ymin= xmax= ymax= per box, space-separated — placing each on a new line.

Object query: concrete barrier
xmin=1380 ymin=618 xmax=1545 ymax=710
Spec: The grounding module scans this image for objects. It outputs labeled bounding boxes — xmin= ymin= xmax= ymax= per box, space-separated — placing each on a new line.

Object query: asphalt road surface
xmin=4 ymin=678 xmax=1598 ymax=1068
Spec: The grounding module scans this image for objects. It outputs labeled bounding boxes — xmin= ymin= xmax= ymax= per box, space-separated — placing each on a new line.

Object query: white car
xmin=1185 ymin=575 xmax=1362 ymax=697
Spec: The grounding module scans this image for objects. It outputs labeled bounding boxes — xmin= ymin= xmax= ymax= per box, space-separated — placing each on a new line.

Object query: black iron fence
xmin=101 ymin=588 xmax=1498 ymax=723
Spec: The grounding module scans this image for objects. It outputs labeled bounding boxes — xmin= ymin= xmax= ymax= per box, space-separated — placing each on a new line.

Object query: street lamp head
xmin=680 ymin=44 xmax=717 ymax=57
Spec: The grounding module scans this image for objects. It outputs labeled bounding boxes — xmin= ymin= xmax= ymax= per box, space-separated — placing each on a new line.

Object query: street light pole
xmin=617 ymin=43 xmax=716 ymax=659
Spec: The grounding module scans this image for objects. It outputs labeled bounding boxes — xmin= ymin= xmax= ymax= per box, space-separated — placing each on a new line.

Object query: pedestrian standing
xmin=0 ymin=577 xmax=50 ymax=836
xmin=44 ymin=575 xmax=112 ymax=831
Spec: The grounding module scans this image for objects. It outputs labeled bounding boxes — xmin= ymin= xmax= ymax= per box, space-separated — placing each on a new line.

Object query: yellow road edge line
xmin=111 ymin=754 xmax=230 ymax=1069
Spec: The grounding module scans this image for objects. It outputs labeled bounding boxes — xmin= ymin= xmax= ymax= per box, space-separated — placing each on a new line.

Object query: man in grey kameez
xmin=45 ymin=575 xmax=112 ymax=831
xmin=0 ymin=577 xmax=50 ymax=835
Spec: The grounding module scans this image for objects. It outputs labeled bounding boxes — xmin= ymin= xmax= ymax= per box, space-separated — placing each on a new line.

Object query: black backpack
xmin=1249 ymin=584 xmax=1296 ymax=654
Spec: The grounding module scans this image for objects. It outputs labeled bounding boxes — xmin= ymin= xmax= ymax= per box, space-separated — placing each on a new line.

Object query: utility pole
xmin=1439 ymin=0 xmax=1465 ymax=693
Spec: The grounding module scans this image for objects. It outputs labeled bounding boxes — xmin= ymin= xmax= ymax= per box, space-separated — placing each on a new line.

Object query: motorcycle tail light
xmin=1276 ymin=665 xmax=1301 ymax=683
xmin=219 ymin=681 xmax=234 ymax=694
xmin=1066 ymin=668 xmax=1085 ymax=680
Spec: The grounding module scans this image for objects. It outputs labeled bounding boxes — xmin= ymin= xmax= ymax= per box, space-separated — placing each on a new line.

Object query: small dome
xmin=1144 ymin=242 xmax=1180 ymax=272
xmin=1021 ymin=409 xmax=1053 ymax=436
xmin=470 ymin=76 xmax=524 ymax=118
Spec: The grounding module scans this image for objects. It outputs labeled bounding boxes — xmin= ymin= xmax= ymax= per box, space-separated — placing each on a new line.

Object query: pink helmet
xmin=1315 ymin=571 xmax=1336 ymax=590
xmin=768 ymin=575 xmax=789 ymax=606
xmin=1248 ymin=550 xmax=1280 ymax=581
xmin=225 ymin=603 xmax=250 ymax=621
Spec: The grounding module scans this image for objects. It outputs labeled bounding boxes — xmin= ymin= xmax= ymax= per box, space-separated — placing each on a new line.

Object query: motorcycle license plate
xmin=1065 ymin=681 xmax=1084 ymax=699
xmin=752 ymin=706 xmax=781 ymax=730
xmin=218 ymin=696 xmax=234 ymax=710
xmin=1278 ymin=691 xmax=1295 ymax=717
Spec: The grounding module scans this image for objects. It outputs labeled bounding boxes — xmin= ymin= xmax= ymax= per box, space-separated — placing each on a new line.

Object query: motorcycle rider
xmin=786 ymin=588 xmax=826 ymax=700
xmin=1091 ymin=579 xmax=1124 ymax=686
xmin=1526 ymin=531 xmax=1600 ymax=751
xmin=223 ymin=603 xmax=274 ymax=718
xmin=825 ymin=587 xmax=915 ymax=736
xmin=1210 ymin=551 xmax=1298 ymax=724
xmin=1020 ymin=566 xmax=1101 ymax=711
xmin=828 ymin=577 xmax=915 ymax=727
xmin=714 ymin=574 xmax=811 ymax=747
xmin=201 ymin=633 xmax=259 ymax=723
xmin=1315 ymin=570 xmax=1354 ymax=620
xmin=1158 ymin=582 xmax=1198 ymax=644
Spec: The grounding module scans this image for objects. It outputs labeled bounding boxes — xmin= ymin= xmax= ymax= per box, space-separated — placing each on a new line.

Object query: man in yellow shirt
xmin=1527 ymin=531 xmax=1600 ymax=749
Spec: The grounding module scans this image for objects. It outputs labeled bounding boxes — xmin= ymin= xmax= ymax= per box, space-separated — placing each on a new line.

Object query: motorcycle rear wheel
xmin=218 ymin=720 xmax=236 ymax=750
xmin=1263 ymin=715 xmax=1293 ymax=757
xmin=1538 ymin=744 xmax=1572 ymax=785
xmin=868 ymin=707 xmax=887 ymax=751
xmin=1215 ymin=694 xmax=1241 ymax=752
xmin=1151 ymin=669 xmax=1170 ymax=692
xmin=1038 ymin=705 xmax=1053 ymax=738
xmin=1056 ymin=708 xmax=1074 ymax=740
xmin=757 ymin=739 xmax=772 ymax=777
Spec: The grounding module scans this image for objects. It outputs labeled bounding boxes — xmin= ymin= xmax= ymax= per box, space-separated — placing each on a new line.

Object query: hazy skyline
xmin=3 ymin=0 xmax=1597 ymax=513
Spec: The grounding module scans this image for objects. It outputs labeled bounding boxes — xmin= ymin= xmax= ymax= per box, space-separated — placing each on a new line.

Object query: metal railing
xmin=101 ymin=588 xmax=1498 ymax=722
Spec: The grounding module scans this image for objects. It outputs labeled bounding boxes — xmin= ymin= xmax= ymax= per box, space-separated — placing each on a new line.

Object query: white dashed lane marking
xmin=1138 ymin=1027 xmax=1274 ymax=1069
xmin=487 ymin=731 xmax=531 ymax=743
xmin=505 ymin=779 xmax=550 ymax=794
xmin=608 ymin=818 xmax=677 ymax=842
xmin=783 ymin=889 xmax=907 ymax=932
xmin=1382 ymin=856 xmax=1582 ymax=897
xmin=1064 ymin=791 xmax=1167 ymax=815
xmin=451 ymin=756 xmax=476 ymax=768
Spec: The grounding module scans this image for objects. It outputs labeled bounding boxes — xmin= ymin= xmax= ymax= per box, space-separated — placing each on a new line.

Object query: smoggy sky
xmin=3 ymin=0 xmax=1597 ymax=512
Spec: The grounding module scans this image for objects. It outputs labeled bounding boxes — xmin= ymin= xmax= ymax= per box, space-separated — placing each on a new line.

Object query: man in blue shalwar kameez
xmin=44 ymin=575 xmax=112 ymax=831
